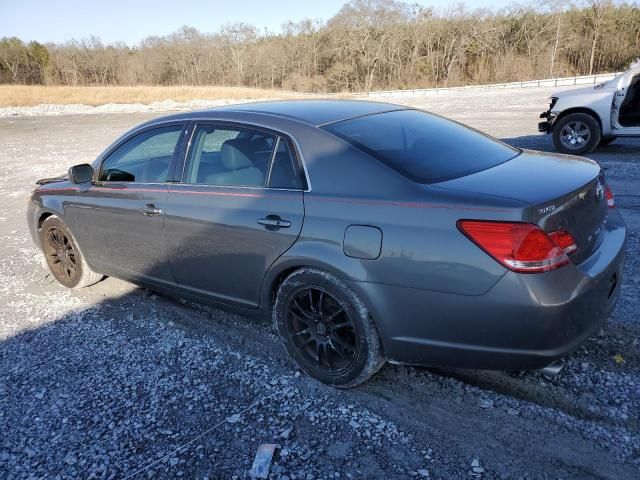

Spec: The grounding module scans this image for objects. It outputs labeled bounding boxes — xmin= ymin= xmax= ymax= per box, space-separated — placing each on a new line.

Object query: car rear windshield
xmin=323 ymin=109 xmax=520 ymax=183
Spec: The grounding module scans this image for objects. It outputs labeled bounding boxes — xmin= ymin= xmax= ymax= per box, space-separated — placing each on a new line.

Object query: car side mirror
xmin=68 ymin=164 xmax=94 ymax=184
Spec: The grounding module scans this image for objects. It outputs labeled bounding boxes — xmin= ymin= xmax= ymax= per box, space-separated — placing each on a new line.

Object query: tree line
xmin=1 ymin=0 xmax=639 ymax=92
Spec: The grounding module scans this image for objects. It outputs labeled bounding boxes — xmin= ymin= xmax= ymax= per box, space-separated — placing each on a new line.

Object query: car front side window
xmin=99 ymin=125 xmax=183 ymax=183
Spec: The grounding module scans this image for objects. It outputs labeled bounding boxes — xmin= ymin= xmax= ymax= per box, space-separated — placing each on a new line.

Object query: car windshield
xmin=323 ymin=109 xmax=520 ymax=183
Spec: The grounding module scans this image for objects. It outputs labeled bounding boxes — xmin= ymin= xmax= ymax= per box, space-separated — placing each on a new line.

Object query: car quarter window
xmin=267 ymin=138 xmax=302 ymax=189
xmin=182 ymin=124 xmax=279 ymax=188
xmin=99 ymin=125 xmax=184 ymax=183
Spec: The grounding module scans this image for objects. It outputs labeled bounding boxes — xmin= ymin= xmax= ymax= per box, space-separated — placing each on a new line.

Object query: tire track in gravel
xmin=147 ymin=290 xmax=639 ymax=479
xmin=356 ymin=367 xmax=638 ymax=480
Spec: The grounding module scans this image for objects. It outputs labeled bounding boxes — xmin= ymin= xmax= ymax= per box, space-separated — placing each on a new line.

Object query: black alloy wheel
xmin=285 ymin=286 xmax=359 ymax=374
xmin=43 ymin=225 xmax=79 ymax=287
xmin=39 ymin=216 xmax=103 ymax=289
xmin=274 ymin=268 xmax=385 ymax=387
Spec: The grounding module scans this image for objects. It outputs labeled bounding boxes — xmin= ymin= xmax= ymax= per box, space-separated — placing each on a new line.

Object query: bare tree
xmin=586 ymin=0 xmax=613 ymax=75
xmin=2 ymin=0 xmax=639 ymax=90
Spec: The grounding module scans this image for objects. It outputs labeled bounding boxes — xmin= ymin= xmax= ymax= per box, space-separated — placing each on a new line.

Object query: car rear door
xmin=70 ymin=122 xmax=188 ymax=284
xmin=162 ymin=122 xmax=306 ymax=308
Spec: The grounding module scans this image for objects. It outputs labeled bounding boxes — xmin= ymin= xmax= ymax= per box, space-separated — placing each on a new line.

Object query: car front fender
xmin=27 ymin=183 xmax=78 ymax=248
xmin=552 ymin=90 xmax=614 ymax=135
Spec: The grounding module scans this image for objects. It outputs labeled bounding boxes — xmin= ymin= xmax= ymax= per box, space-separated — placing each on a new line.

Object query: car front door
xmin=162 ymin=122 xmax=306 ymax=308
xmin=615 ymin=70 xmax=640 ymax=130
xmin=70 ymin=123 xmax=188 ymax=284
xmin=613 ymin=68 xmax=640 ymax=129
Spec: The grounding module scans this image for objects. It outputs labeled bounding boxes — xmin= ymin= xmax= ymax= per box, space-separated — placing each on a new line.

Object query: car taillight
xmin=605 ymin=185 xmax=615 ymax=208
xmin=548 ymin=230 xmax=578 ymax=255
xmin=457 ymin=221 xmax=577 ymax=273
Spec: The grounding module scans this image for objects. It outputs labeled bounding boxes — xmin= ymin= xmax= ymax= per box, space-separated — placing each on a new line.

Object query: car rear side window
xmin=99 ymin=125 xmax=183 ymax=183
xmin=323 ymin=109 xmax=519 ymax=183
xmin=183 ymin=125 xmax=276 ymax=187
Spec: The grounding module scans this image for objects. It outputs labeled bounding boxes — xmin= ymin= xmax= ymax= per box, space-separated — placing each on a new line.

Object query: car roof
xmin=199 ymin=99 xmax=409 ymax=127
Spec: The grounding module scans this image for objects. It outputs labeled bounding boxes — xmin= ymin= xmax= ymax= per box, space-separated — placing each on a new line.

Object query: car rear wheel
xmin=552 ymin=113 xmax=601 ymax=155
xmin=40 ymin=216 xmax=103 ymax=289
xmin=274 ymin=268 xmax=385 ymax=388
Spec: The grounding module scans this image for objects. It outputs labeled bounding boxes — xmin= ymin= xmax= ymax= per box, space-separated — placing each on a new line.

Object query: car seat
xmin=205 ymin=139 xmax=264 ymax=186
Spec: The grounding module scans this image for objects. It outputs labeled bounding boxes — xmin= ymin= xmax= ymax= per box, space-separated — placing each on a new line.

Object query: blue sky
xmin=0 ymin=0 xmax=518 ymax=45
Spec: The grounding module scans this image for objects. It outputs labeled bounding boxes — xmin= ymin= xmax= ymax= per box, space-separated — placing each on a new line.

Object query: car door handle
xmin=257 ymin=215 xmax=291 ymax=229
xmin=140 ymin=204 xmax=163 ymax=216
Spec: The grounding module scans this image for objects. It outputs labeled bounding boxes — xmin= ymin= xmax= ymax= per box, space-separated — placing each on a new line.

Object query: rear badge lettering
xmin=538 ymin=205 xmax=556 ymax=215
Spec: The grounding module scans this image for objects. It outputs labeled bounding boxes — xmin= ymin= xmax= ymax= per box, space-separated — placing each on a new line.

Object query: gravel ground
xmin=0 ymin=88 xmax=639 ymax=479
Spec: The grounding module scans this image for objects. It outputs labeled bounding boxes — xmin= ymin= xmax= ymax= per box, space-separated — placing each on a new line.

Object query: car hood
xmin=551 ymin=85 xmax=605 ymax=99
xmin=431 ymin=149 xmax=601 ymax=205
xmin=36 ymin=173 xmax=68 ymax=185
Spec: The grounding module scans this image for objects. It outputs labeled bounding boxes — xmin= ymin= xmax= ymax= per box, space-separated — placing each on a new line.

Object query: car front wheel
xmin=552 ymin=113 xmax=601 ymax=155
xmin=274 ymin=268 xmax=385 ymax=388
xmin=40 ymin=216 xmax=103 ymax=289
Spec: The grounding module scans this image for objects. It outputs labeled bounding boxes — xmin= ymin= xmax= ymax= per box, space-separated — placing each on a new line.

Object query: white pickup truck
xmin=539 ymin=61 xmax=640 ymax=155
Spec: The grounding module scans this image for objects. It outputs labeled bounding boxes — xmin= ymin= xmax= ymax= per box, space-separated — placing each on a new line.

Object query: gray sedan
xmin=27 ymin=100 xmax=626 ymax=387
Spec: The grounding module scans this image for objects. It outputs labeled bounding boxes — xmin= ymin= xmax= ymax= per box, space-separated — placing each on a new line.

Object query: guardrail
xmin=352 ymin=72 xmax=621 ymax=98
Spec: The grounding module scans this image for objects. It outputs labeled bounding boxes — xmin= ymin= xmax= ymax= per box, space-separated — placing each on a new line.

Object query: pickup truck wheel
xmin=553 ymin=113 xmax=601 ymax=155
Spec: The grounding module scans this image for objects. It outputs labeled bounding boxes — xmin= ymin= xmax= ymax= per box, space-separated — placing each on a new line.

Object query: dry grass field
xmin=0 ymin=85 xmax=307 ymax=107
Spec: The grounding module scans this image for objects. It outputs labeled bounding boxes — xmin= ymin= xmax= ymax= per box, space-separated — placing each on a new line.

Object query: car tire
xmin=552 ymin=113 xmax=601 ymax=155
xmin=274 ymin=268 xmax=385 ymax=388
xmin=40 ymin=216 xmax=103 ymax=289
xmin=599 ymin=137 xmax=616 ymax=147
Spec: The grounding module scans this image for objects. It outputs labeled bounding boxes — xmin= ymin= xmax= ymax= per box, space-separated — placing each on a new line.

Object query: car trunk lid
xmin=433 ymin=150 xmax=608 ymax=264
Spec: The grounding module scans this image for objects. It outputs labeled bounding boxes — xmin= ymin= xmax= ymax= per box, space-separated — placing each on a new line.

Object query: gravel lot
xmin=1 ymin=88 xmax=639 ymax=479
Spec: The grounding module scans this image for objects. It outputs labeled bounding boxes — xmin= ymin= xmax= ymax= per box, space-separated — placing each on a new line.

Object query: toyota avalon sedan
xmin=27 ymin=100 xmax=626 ymax=387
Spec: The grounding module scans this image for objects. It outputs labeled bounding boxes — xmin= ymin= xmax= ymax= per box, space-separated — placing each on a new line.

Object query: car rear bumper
xmin=349 ymin=211 xmax=627 ymax=371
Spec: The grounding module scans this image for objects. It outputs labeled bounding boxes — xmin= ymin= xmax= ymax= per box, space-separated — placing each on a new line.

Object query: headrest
xmin=251 ymin=137 xmax=272 ymax=152
xmin=221 ymin=139 xmax=253 ymax=170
